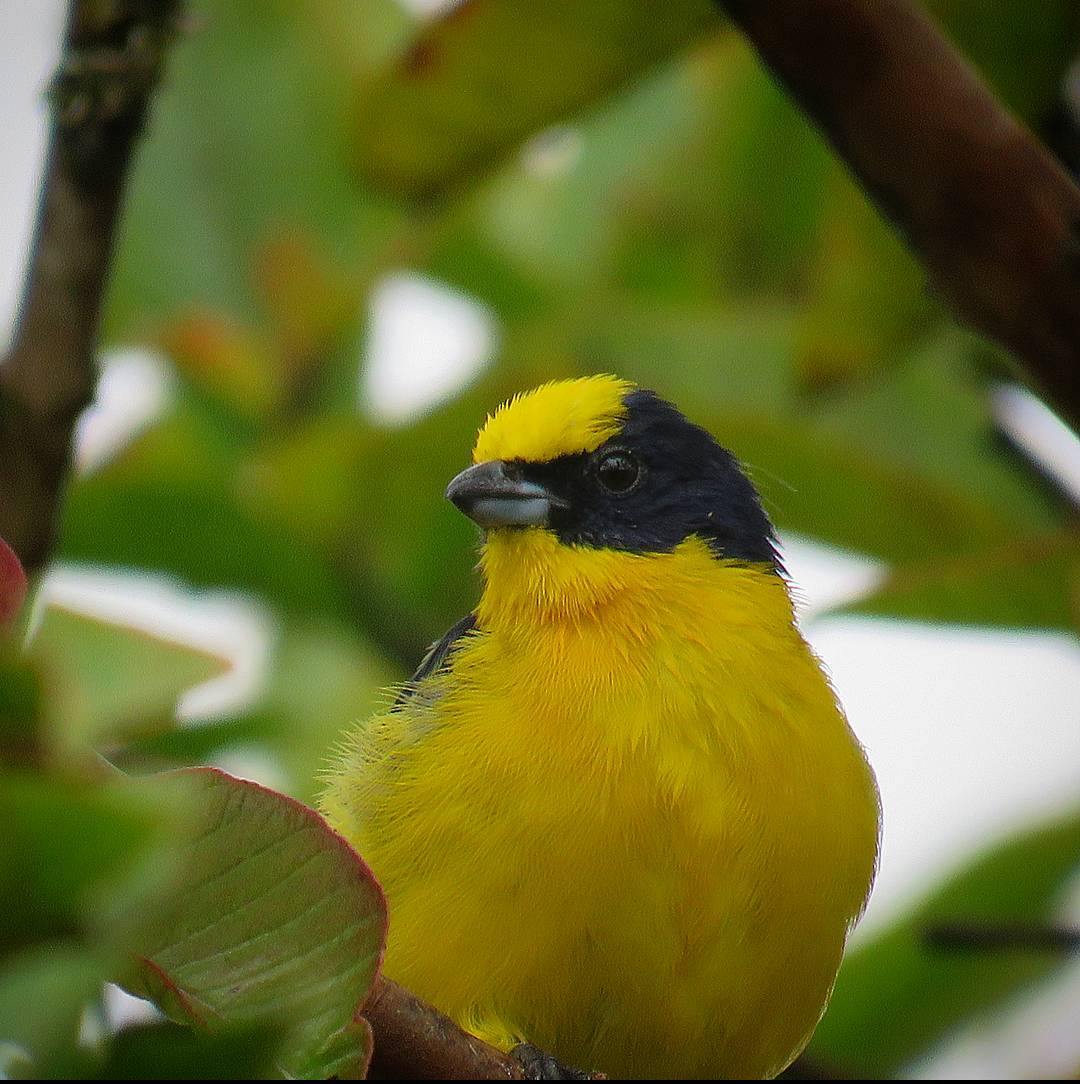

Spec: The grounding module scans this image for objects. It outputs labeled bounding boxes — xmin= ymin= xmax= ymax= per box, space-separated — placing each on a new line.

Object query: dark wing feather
xmin=393 ymin=613 xmax=477 ymax=708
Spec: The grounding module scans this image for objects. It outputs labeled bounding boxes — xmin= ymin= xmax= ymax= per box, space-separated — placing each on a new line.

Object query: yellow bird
xmin=321 ymin=375 xmax=879 ymax=1079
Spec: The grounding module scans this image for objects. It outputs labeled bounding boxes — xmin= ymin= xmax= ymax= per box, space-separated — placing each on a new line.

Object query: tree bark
xmin=719 ymin=0 xmax=1080 ymax=432
xmin=0 ymin=0 xmax=182 ymax=573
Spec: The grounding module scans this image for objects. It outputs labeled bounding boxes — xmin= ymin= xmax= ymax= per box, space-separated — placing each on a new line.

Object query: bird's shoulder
xmin=395 ymin=612 xmax=477 ymax=707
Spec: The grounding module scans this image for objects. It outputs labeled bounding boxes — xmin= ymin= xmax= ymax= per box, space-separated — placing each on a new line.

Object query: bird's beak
xmin=445 ymin=460 xmax=565 ymax=528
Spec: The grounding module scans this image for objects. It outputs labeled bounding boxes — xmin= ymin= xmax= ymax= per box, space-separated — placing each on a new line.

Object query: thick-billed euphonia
xmin=321 ymin=375 xmax=879 ymax=1079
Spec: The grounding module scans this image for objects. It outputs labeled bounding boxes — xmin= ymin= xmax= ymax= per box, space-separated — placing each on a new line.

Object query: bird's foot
xmin=511 ymin=1042 xmax=597 ymax=1080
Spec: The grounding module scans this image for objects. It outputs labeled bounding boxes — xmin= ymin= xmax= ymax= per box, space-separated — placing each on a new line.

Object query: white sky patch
xmin=395 ymin=0 xmax=465 ymax=19
xmin=360 ymin=271 xmax=497 ymax=426
xmin=992 ymin=383 xmax=1080 ymax=505
xmin=75 ymin=348 xmax=172 ymax=474
xmin=779 ymin=532 xmax=887 ymax=621
xmin=103 ymin=983 xmax=161 ymax=1031
xmin=806 ymin=616 xmax=1080 ymax=940
xmin=0 ymin=0 xmax=64 ymax=353
xmin=41 ymin=566 xmax=277 ymax=721
xmin=521 ymin=126 xmax=585 ymax=179
xmin=906 ymin=958 xmax=1080 ymax=1080
xmin=211 ymin=745 xmax=292 ymax=793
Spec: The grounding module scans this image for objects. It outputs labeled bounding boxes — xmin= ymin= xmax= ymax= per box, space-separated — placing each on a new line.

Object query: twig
xmin=924 ymin=921 xmax=1080 ymax=953
xmin=718 ymin=0 xmax=1080 ymax=431
xmin=363 ymin=975 xmax=526 ymax=1080
xmin=0 ymin=0 xmax=183 ymax=574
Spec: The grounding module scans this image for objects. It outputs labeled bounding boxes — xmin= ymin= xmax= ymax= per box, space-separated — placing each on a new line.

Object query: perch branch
xmin=363 ymin=975 xmax=526 ymax=1080
xmin=718 ymin=0 xmax=1080 ymax=431
xmin=0 ymin=0 xmax=182 ymax=573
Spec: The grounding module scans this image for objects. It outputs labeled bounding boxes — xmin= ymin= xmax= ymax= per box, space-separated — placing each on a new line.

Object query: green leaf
xmin=0 ymin=650 xmax=42 ymax=766
xmin=0 ymin=773 xmax=188 ymax=952
xmin=60 ymin=476 xmax=355 ymax=630
xmin=470 ymin=47 xmax=716 ymax=294
xmin=93 ymin=1021 xmax=285 ymax=1080
xmin=606 ymin=35 xmax=832 ymax=301
xmin=307 ymin=1016 xmax=373 ymax=1082
xmin=123 ymin=768 xmax=386 ymax=1079
xmin=794 ymin=167 xmax=937 ymax=387
xmin=352 ymin=0 xmax=720 ymax=199
xmin=713 ymin=411 xmax=1021 ymax=564
xmin=111 ymin=621 xmax=397 ymax=803
xmin=31 ymin=606 xmax=230 ymax=754
xmin=811 ymin=809 xmax=1080 ymax=1076
xmin=841 ymin=531 xmax=1080 ymax=631
xmin=810 ymin=335 xmax=1062 ymax=535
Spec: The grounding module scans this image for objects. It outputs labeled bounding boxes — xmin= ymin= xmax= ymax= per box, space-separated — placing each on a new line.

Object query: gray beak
xmin=445 ymin=460 xmax=565 ymax=528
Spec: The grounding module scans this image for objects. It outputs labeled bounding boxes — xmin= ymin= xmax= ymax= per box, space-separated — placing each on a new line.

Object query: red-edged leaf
xmin=0 ymin=537 xmax=27 ymax=631
xmin=123 ymin=768 xmax=387 ymax=1080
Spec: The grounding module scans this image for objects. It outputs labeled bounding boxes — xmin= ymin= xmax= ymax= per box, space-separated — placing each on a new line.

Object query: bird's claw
xmin=511 ymin=1042 xmax=596 ymax=1080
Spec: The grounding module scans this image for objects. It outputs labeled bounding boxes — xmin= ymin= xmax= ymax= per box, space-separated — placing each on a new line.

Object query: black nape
xmin=516 ymin=389 xmax=782 ymax=571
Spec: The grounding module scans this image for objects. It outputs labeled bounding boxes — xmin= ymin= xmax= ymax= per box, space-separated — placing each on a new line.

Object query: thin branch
xmin=0 ymin=0 xmax=183 ymax=573
xmin=718 ymin=0 xmax=1080 ymax=432
xmin=924 ymin=921 xmax=1080 ymax=954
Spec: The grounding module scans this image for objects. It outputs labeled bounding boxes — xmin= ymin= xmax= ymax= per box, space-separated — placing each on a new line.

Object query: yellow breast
xmin=321 ymin=533 xmax=879 ymax=1079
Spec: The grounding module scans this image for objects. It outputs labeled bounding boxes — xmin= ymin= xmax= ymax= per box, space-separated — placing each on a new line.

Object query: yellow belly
xmin=321 ymin=540 xmax=879 ymax=1079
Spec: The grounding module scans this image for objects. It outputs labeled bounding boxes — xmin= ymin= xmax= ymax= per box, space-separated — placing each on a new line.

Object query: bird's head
xmin=446 ymin=375 xmax=781 ymax=620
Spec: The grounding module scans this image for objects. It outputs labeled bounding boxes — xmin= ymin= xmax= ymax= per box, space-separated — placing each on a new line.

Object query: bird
xmin=320 ymin=375 xmax=879 ymax=1079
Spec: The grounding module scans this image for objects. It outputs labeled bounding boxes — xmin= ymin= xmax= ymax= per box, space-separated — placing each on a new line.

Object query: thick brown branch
xmin=0 ymin=0 xmax=182 ymax=573
xmin=719 ymin=0 xmax=1080 ymax=431
xmin=363 ymin=975 xmax=526 ymax=1080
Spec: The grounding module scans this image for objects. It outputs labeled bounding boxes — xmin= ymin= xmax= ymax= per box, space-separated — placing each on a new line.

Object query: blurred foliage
xmin=2 ymin=0 xmax=1079 ymax=1077
xmin=811 ymin=809 xmax=1080 ymax=1075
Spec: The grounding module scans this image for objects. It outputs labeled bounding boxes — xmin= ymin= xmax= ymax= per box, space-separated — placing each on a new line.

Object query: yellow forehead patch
xmin=473 ymin=375 xmax=635 ymax=464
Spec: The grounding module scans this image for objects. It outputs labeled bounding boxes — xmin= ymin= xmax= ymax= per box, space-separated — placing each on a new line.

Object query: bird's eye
xmin=595 ymin=449 xmax=641 ymax=494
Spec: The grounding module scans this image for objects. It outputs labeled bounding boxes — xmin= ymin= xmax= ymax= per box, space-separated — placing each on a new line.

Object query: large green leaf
xmin=59 ymin=476 xmax=355 ymax=631
xmin=352 ymin=0 xmax=720 ymax=199
xmin=467 ymin=46 xmax=717 ymax=295
xmin=841 ymin=531 xmax=1080 ymax=631
xmin=811 ymin=809 xmax=1080 ymax=1076
xmin=31 ymin=607 xmax=229 ymax=755
xmin=123 ymin=768 xmax=386 ymax=1079
xmin=117 ymin=621 xmax=398 ymax=804
xmin=794 ymin=167 xmax=937 ymax=387
xmin=603 ymin=35 xmax=831 ymax=302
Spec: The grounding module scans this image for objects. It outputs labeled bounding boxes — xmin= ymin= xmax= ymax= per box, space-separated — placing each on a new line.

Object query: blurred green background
xmin=2 ymin=0 xmax=1080 ymax=1077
